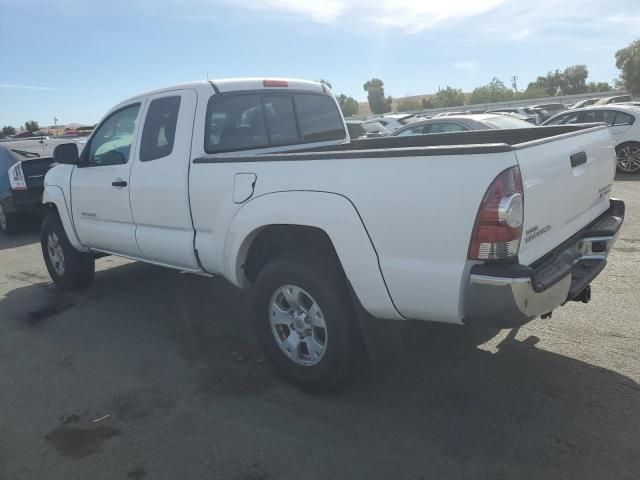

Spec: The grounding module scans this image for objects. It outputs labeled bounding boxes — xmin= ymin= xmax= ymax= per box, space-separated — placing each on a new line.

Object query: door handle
xmin=111 ymin=180 xmax=128 ymax=187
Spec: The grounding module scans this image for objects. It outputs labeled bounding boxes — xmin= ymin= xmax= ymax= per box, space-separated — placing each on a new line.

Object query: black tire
xmin=41 ymin=213 xmax=95 ymax=290
xmin=0 ymin=202 xmax=19 ymax=235
xmin=253 ymin=252 xmax=353 ymax=392
xmin=615 ymin=142 xmax=640 ymax=174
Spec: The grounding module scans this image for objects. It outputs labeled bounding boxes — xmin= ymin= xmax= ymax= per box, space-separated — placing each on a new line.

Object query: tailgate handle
xmin=570 ymin=151 xmax=587 ymax=168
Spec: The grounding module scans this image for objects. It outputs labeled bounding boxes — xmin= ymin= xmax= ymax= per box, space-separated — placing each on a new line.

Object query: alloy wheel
xmin=269 ymin=285 xmax=328 ymax=366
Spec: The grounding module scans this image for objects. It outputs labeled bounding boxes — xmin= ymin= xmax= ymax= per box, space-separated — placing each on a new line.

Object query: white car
xmin=542 ymin=104 xmax=640 ymax=173
xmin=41 ymin=78 xmax=624 ymax=390
xmin=367 ymin=113 xmax=417 ymax=131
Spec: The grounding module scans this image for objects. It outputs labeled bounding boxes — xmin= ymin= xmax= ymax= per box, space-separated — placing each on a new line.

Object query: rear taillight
xmin=8 ymin=162 xmax=27 ymax=191
xmin=468 ymin=166 xmax=524 ymax=260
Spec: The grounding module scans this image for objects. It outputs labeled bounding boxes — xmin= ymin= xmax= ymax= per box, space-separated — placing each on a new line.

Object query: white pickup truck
xmin=42 ymin=78 xmax=624 ymax=390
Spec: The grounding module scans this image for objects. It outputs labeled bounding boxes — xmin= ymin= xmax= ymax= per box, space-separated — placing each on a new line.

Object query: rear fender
xmin=225 ymin=191 xmax=402 ymax=320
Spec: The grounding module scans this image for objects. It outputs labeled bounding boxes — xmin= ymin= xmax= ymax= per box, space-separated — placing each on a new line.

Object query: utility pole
xmin=53 ymin=117 xmax=58 ymax=136
xmin=511 ymin=76 xmax=518 ymax=93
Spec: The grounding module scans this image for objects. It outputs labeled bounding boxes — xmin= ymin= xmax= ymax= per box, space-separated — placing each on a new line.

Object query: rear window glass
xmin=205 ymin=94 xmax=268 ymax=153
xmin=263 ymin=95 xmax=298 ymax=145
xmin=140 ymin=96 xmax=181 ymax=161
xmin=294 ymin=94 xmax=345 ymax=142
xmin=204 ymin=93 xmax=344 ymax=153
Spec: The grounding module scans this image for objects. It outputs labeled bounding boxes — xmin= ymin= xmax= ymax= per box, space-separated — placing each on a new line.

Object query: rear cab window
xmin=140 ymin=96 xmax=181 ymax=161
xmin=204 ymin=92 xmax=345 ymax=153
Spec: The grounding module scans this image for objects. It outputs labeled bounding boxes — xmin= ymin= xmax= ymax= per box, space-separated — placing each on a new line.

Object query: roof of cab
xmin=111 ymin=78 xmax=328 ymax=112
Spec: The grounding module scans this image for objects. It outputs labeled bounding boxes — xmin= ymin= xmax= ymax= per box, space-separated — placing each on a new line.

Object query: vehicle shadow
xmin=0 ymin=227 xmax=40 ymax=251
xmin=615 ymin=172 xmax=640 ymax=181
xmin=1 ymin=261 xmax=638 ymax=479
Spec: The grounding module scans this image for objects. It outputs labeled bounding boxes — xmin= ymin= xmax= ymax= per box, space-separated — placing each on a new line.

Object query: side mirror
xmin=53 ymin=143 xmax=80 ymax=165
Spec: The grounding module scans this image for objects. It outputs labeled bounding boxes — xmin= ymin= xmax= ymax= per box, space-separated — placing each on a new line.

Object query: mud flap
xmin=348 ymin=284 xmax=405 ymax=372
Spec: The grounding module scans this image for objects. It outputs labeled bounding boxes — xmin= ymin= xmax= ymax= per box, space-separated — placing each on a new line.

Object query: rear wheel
xmin=0 ymin=203 xmax=18 ymax=234
xmin=253 ymin=252 xmax=353 ymax=391
xmin=616 ymin=142 xmax=640 ymax=174
xmin=41 ymin=213 xmax=95 ymax=290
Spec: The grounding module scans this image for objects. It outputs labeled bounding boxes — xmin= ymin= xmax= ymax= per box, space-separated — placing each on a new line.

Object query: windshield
xmin=482 ymin=115 xmax=533 ymax=129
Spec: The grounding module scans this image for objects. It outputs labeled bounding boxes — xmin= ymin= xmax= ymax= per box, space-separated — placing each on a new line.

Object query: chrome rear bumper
xmin=464 ymin=199 xmax=624 ymax=328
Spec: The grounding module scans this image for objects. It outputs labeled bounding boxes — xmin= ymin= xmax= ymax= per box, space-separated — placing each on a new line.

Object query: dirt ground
xmin=0 ymin=177 xmax=638 ymax=480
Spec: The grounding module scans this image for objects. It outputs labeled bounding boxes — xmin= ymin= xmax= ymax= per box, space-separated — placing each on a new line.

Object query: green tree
xmin=428 ymin=86 xmax=466 ymax=108
xmin=527 ymin=65 xmax=589 ymax=96
xmin=363 ymin=78 xmax=392 ymax=114
xmin=517 ymin=86 xmax=548 ymax=100
xmin=337 ymin=93 xmax=359 ymax=117
xmin=2 ymin=125 xmax=16 ymax=137
xmin=615 ymin=39 xmax=640 ymax=97
xmin=396 ymin=98 xmax=422 ymax=112
xmin=421 ymin=97 xmax=434 ymax=109
xmin=587 ymin=81 xmax=612 ymax=93
xmin=24 ymin=120 xmax=39 ymax=133
xmin=469 ymin=78 xmax=515 ymax=104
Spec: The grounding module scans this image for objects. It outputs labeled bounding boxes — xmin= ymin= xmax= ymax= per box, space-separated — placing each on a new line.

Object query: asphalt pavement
xmin=0 ymin=177 xmax=639 ymax=480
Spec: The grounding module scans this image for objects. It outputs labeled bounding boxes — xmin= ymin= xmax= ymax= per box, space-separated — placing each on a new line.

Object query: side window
xmin=613 ymin=112 xmax=634 ymax=126
xmin=429 ymin=122 xmax=467 ymax=133
xmin=140 ymin=96 xmax=181 ymax=161
xmin=205 ymin=95 xmax=268 ymax=153
xmin=294 ymin=94 xmax=346 ymax=142
xmin=87 ymin=104 xmax=140 ymax=166
xmin=395 ymin=126 xmax=425 ymax=136
xmin=263 ymin=95 xmax=298 ymax=145
xmin=545 ymin=113 xmax=570 ymax=125
xmin=577 ymin=111 xmax=597 ymax=123
xmin=562 ymin=113 xmax=582 ymax=125
xmin=599 ymin=110 xmax=616 ymax=126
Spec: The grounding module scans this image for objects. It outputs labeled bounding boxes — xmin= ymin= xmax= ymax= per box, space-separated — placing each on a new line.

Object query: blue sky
xmin=0 ymin=0 xmax=638 ymax=128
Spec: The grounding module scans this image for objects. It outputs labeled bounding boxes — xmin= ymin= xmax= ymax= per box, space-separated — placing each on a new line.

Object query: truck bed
xmin=193 ymin=124 xmax=606 ymax=163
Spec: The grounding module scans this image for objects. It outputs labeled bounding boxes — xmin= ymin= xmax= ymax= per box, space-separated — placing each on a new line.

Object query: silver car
xmin=391 ymin=113 xmax=534 ymax=137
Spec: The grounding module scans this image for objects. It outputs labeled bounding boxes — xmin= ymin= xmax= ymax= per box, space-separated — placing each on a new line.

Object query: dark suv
xmin=0 ymin=138 xmax=69 ymax=234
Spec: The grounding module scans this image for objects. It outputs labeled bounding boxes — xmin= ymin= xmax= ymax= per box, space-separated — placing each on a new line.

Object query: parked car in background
xmin=368 ymin=113 xmax=417 ymax=131
xmin=391 ymin=113 xmax=534 ymax=136
xmin=487 ymin=107 xmax=544 ymax=124
xmin=530 ymin=103 xmax=567 ymax=120
xmin=594 ymin=95 xmax=632 ymax=105
xmin=0 ymin=138 xmax=69 ymax=233
xmin=570 ymin=98 xmax=598 ymax=109
xmin=431 ymin=111 xmax=467 ymax=118
xmin=621 ymin=101 xmax=640 ymax=107
xmin=345 ymin=120 xmax=390 ymax=139
xmin=11 ymin=131 xmax=38 ymax=139
xmin=542 ymin=104 xmax=640 ymax=173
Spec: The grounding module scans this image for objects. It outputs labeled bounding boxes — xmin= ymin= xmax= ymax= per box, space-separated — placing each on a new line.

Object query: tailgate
xmin=21 ymin=158 xmax=55 ymax=189
xmin=516 ymin=125 xmax=615 ymax=265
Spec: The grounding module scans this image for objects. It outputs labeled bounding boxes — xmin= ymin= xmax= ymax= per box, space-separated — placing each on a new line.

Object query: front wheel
xmin=253 ymin=252 xmax=353 ymax=391
xmin=616 ymin=143 xmax=640 ymax=174
xmin=41 ymin=213 xmax=95 ymax=290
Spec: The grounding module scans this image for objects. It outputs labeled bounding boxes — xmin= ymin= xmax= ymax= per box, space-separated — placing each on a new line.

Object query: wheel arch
xmin=224 ymin=191 xmax=402 ymax=320
xmin=42 ymin=184 xmax=88 ymax=251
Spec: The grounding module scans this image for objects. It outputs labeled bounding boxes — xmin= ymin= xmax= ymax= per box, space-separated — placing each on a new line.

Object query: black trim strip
xmin=193 ymin=143 xmax=513 ymax=163
xmin=208 ymin=80 xmax=221 ymax=95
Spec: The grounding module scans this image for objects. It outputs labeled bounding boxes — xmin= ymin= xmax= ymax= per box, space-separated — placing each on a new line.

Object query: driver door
xmin=70 ymin=101 xmax=145 ymax=256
